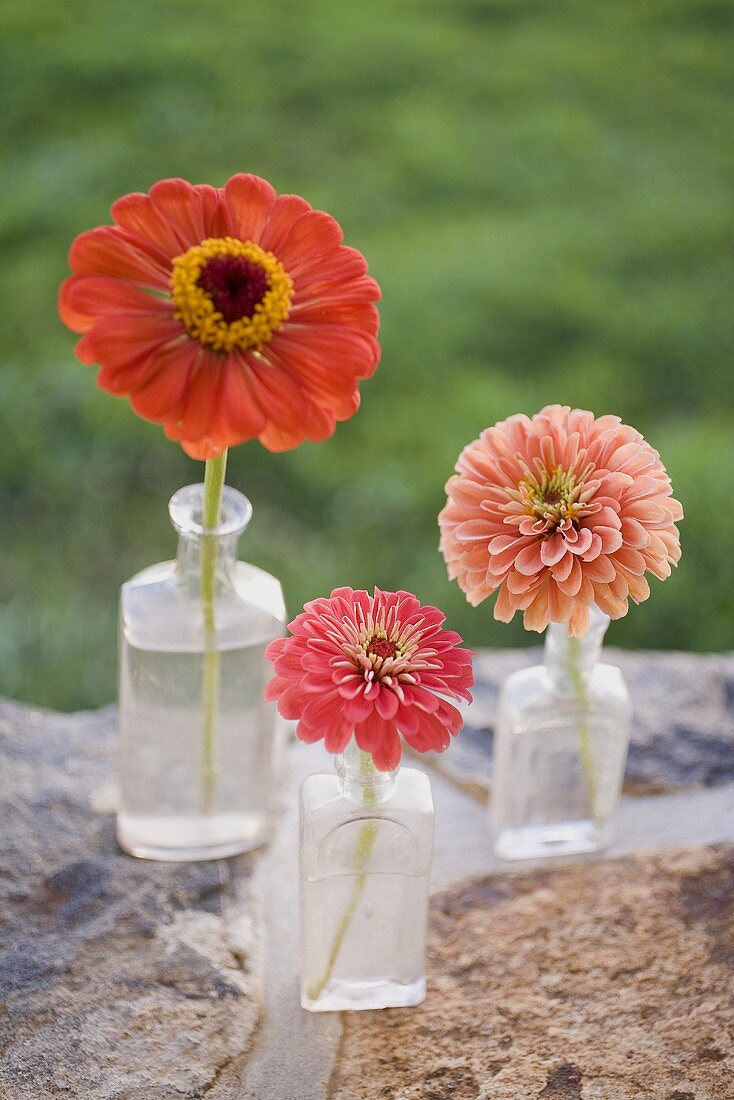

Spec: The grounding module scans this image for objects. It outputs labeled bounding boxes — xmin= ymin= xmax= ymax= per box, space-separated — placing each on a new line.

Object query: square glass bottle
xmin=300 ymin=739 xmax=434 ymax=1012
xmin=491 ymin=605 xmax=632 ymax=861
xmin=117 ymin=483 xmax=285 ymax=861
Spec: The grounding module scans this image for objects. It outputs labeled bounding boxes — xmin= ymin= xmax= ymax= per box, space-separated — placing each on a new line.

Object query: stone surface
xmin=3 ymin=645 xmax=734 ymax=1099
xmin=228 ymin=740 xmax=341 ymax=1100
xmin=331 ymin=845 xmax=734 ymax=1100
xmin=434 ymin=648 xmax=734 ymax=801
xmin=230 ymin=741 xmax=734 ymax=1099
xmin=0 ymin=699 xmax=263 ymax=1099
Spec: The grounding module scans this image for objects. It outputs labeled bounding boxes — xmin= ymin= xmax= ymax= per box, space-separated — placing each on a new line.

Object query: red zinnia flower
xmin=265 ymin=587 xmax=475 ymax=771
xmin=439 ymin=405 xmax=683 ymax=637
xmin=59 ymin=175 xmax=381 ymax=458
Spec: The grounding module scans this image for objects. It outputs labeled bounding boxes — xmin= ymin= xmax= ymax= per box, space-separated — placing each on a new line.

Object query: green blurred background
xmin=1 ymin=0 xmax=732 ymax=711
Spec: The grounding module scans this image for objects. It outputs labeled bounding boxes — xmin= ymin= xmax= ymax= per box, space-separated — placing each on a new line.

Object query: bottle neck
xmin=335 ymin=738 xmax=397 ymax=804
xmin=544 ymin=604 xmax=610 ymax=695
xmin=175 ymin=531 xmax=239 ymax=583
xmin=168 ymin=482 xmax=252 ymax=587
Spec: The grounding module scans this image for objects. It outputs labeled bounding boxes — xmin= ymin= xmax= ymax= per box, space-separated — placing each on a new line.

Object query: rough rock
xmin=0 ymin=699 xmax=263 ymax=1099
xmin=331 ymin=844 xmax=734 ymax=1100
xmin=3 ymin=645 xmax=734 ymax=1098
xmin=432 ymin=648 xmax=734 ymax=801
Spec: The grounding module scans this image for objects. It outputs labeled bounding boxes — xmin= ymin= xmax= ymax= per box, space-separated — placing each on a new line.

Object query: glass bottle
xmin=491 ymin=605 xmax=632 ymax=861
xmin=117 ymin=483 xmax=285 ymax=861
xmin=300 ymin=738 xmax=434 ymax=1012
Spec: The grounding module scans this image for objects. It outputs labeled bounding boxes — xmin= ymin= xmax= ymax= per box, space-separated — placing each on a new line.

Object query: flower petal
xmin=149 ymin=178 xmax=211 ymax=248
xmin=78 ymin=312 xmax=183 ymax=371
xmin=515 ymin=541 xmax=544 ymax=576
xmin=277 ymin=210 xmax=344 ymax=270
xmin=111 ymin=191 xmax=189 ymax=257
xmin=540 ymin=533 xmax=567 ymax=567
xmin=259 ymin=194 xmax=312 ymax=253
xmin=178 ymin=350 xmax=225 ymax=442
xmin=69 ymin=226 xmax=169 ymax=287
xmin=129 ymin=339 xmax=199 ymax=422
xmin=59 ymin=275 xmax=172 ymax=334
xmin=217 ymin=355 xmax=268 ymax=441
xmin=224 ymin=174 xmax=277 ymax=243
xmin=374 ymin=687 xmax=399 ymax=721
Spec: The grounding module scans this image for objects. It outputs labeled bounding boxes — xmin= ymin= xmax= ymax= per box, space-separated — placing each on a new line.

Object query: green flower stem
xmin=306 ymin=751 xmax=379 ymax=1002
xmin=567 ymin=635 xmax=598 ymax=817
xmin=201 ymin=449 xmax=228 ymax=816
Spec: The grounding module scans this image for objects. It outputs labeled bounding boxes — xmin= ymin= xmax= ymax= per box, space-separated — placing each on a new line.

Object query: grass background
xmin=1 ymin=0 xmax=732 ymax=710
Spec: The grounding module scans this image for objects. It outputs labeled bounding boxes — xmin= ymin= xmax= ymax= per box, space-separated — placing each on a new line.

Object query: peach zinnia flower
xmin=439 ymin=405 xmax=683 ymax=637
xmin=265 ymin=587 xmax=474 ymax=771
xmin=58 ymin=175 xmax=380 ymax=458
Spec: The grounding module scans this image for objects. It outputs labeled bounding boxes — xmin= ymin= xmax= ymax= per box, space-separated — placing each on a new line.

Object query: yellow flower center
xmin=520 ymin=465 xmax=586 ymax=527
xmin=170 ymin=237 xmax=292 ymax=353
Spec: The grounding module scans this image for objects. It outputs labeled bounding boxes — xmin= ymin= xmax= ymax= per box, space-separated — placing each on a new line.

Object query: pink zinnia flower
xmin=265 ymin=587 xmax=474 ymax=771
xmin=439 ymin=405 xmax=683 ymax=637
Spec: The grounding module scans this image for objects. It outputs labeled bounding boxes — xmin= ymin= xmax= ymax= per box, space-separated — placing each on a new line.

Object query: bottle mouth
xmin=547 ymin=603 xmax=610 ymax=641
xmin=168 ymin=484 xmax=253 ymax=538
xmin=335 ymin=740 xmax=399 ymax=799
xmin=335 ymin=762 xmax=399 ymax=787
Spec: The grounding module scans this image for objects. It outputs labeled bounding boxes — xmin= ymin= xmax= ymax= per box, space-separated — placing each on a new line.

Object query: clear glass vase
xmin=117 ymin=483 xmax=285 ymax=861
xmin=300 ymin=739 xmax=434 ymax=1012
xmin=491 ymin=605 xmax=632 ymax=861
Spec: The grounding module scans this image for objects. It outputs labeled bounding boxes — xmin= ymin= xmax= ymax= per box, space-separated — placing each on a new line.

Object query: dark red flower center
xmin=197 ymin=255 xmax=269 ymax=323
xmin=367 ymin=637 xmax=398 ymax=660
